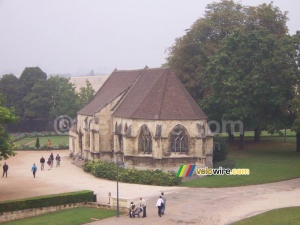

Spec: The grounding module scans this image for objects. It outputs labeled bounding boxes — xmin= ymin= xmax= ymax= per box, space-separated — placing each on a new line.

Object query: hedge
xmin=16 ymin=144 xmax=69 ymax=150
xmin=0 ymin=190 xmax=93 ymax=213
xmin=83 ymin=161 xmax=182 ymax=186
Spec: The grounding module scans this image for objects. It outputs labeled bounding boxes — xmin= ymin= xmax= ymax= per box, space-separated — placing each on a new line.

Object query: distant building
xmin=69 ymin=75 xmax=108 ymax=92
xmin=69 ymin=67 xmax=213 ymax=171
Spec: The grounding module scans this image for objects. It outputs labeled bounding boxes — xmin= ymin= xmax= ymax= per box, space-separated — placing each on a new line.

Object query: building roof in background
xmin=69 ymin=75 xmax=108 ymax=92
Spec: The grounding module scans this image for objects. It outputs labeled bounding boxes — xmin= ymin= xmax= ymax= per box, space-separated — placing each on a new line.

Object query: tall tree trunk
xmin=45 ymin=119 xmax=48 ymax=132
xmin=297 ymin=132 xmax=300 ymax=152
xmin=227 ymin=130 xmax=234 ymax=143
xmin=239 ymin=132 xmax=244 ymax=150
xmin=254 ymin=127 xmax=260 ymax=142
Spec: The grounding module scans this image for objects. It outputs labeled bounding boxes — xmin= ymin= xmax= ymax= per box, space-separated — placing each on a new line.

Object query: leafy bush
xmin=213 ymin=136 xmax=228 ymax=164
xmin=0 ymin=190 xmax=93 ymax=213
xmin=83 ymin=161 xmax=182 ymax=186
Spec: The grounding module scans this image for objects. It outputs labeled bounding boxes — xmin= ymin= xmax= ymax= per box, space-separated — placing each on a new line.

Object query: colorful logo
xmin=176 ymin=164 xmax=196 ymax=177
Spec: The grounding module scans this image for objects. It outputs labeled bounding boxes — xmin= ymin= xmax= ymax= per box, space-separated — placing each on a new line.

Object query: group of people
xmin=33 ymin=152 xmax=62 ymax=178
xmin=40 ymin=153 xmax=61 ymax=171
xmin=156 ymin=192 xmax=166 ymax=217
xmin=33 ymin=153 xmax=61 ymax=177
xmin=129 ymin=197 xmax=147 ymax=218
xmin=129 ymin=192 xmax=167 ymax=218
xmin=2 ymin=152 xmax=62 ymax=179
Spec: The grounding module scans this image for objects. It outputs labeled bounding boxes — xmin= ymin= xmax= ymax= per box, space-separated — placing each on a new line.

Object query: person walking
xmin=40 ymin=156 xmax=45 ymax=170
xmin=47 ymin=139 xmax=51 ymax=151
xmin=156 ymin=196 xmax=164 ymax=217
xmin=161 ymin=192 xmax=166 ymax=215
xmin=50 ymin=153 xmax=54 ymax=168
xmin=47 ymin=157 xmax=52 ymax=170
xmin=31 ymin=163 xmax=37 ymax=178
xmin=140 ymin=197 xmax=147 ymax=218
xmin=55 ymin=154 xmax=61 ymax=167
xmin=2 ymin=162 xmax=8 ymax=178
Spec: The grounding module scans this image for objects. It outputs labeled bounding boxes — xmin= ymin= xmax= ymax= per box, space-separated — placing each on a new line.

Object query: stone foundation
xmin=124 ymin=155 xmax=205 ymax=172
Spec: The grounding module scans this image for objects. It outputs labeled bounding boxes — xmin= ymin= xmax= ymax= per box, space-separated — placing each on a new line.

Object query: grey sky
xmin=0 ymin=0 xmax=299 ymax=76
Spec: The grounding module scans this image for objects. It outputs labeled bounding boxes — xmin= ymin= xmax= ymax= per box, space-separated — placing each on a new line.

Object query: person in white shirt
xmin=156 ymin=196 xmax=164 ymax=217
xmin=140 ymin=197 xmax=147 ymax=218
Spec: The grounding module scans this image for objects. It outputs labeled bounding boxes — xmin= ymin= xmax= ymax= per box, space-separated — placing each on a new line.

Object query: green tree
xmin=167 ymin=1 xmax=288 ymax=102
xmin=167 ymin=0 xmax=245 ymax=100
xmin=19 ymin=67 xmax=47 ymax=118
xmin=0 ymin=96 xmax=18 ymax=160
xmin=48 ymin=76 xmax=79 ymax=119
xmin=167 ymin=0 xmax=291 ymax=145
xmin=0 ymin=74 xmax=22 ymax=116
xmin=202 ymin=30 xmax=299 ymax=148
xmin=23 ymin=79 xmax=52 ymax=119
xmin=77 ymin=80 xmax=95 ymax=109
xmin=23 ymin=76 xmax=79 ymax=121
xmin=290 ymin=32 xmax=300 ymax=152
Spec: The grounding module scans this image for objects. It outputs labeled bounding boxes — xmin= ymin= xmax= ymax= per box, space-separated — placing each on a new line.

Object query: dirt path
xmin=1 ymin=150 xmax=300 ymax=225
xmin=24 ymin=140 xmax=35 ymax=146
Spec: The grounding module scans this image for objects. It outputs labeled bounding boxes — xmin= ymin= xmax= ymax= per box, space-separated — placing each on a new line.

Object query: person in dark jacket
xmin=50 ymin=153 xmax=54 ymax=168
xmin=2 ymin=162 xmax=8 ymax=177
xmin=40 ymin=156 xmax=45 ymax=170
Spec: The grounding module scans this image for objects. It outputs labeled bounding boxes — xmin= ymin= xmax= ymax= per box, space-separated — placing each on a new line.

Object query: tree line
xmin=0 ymin=67 xmax=95 ymax=121
xmin=166 ymin=0 xmax=300 ymax=150
xmin=0 ymin=67 xmax=95 ymax=159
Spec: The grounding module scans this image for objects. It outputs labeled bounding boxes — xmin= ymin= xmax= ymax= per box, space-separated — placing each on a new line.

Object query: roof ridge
xmin=130 ymin=68 xmax=168 ymax=119
xmin=113 ymin=69 xmax=144 ymax=72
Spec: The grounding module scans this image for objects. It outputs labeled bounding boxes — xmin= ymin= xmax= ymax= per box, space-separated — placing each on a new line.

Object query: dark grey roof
xmin=78 ymin=67 xmax=207 ymax=120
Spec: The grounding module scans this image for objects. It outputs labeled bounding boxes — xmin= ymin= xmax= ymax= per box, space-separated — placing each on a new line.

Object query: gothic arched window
xmin=170 ymin=125 xmax=188 ymax=154
xmin=138 ymin=125 xmax=152 ymax=154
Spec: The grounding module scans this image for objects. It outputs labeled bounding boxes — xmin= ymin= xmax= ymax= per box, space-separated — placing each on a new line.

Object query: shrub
xmin=35 ymin=137 xmax=40 ymax=149
xmin=82 ymin=161 xmax=182 ymax=186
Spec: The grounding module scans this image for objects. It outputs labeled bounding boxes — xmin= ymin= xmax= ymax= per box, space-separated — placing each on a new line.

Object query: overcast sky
xmin=1 ymin=0 xmax=300 ymax=76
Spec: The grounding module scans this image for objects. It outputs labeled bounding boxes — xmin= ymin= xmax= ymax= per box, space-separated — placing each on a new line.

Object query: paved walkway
xmin=1 ymin=150 xmax=300 ymax=225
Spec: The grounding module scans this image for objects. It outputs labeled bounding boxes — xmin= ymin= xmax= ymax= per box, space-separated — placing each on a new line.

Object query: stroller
xmin=129 ymin=202 xmax=143 ymax=218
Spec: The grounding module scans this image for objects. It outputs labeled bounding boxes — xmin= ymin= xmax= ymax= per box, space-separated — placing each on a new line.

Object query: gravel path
xmin=1 ymin=150 xmax=300 ymax=225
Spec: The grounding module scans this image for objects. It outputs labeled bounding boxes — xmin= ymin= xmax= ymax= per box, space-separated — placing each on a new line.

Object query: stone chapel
xmin=69 ymin=67 xmax=213 ymax=170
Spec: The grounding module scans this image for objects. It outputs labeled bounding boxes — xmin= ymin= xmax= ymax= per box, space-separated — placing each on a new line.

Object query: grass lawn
xmin=1 ymin=207 xmax=116 ymax=225
xmin=181 ymin=136 xmax=300 ymax=188
xmin=232 ymin=206 xmax=300 ymax=225
xmin=14 ymin=136 xmax=68 ymax=148
xmin=222 ymin=129 xmax=296 ymax=138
